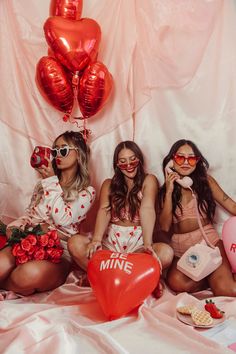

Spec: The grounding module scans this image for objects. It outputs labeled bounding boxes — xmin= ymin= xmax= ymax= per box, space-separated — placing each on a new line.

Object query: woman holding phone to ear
xmin=159 ymin=139 xmax=236 ymax=296
xmin=0 ymin=131 xmax=95 ymax=295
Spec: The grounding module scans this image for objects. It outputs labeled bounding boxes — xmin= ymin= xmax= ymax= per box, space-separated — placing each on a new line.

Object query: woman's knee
xmin=10 ymin=263 xmax=43 ymax=290
xmin=67 ymin=234 xmax=88 ymax=257
xmin=211 ymin=279 xmax=236 ymax=297
xmin=166 ymin=271 xmax=183 ymax=292
xmin=153 ymin=243 xmax=174 ymax=270
xmin=166 ymin=270 xmax=197 ymax=293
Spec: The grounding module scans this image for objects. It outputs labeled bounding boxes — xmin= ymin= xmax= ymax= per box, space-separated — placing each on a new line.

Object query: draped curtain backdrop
xmin=1 ymin=0 xmax=236 ymax=236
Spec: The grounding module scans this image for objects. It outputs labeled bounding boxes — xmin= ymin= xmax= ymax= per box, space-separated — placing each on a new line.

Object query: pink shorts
xmin=171 ymin=224 xmax=220 ymax=258
xmin=102 ymin=224 xmax=143 ymax=253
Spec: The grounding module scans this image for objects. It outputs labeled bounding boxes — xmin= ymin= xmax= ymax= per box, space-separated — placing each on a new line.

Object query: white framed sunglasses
xmin=51 ymin=145 xmax=78 ymax=159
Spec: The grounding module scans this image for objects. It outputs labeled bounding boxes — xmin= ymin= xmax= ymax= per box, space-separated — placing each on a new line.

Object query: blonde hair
xmin=33 ymin=131 xmax=91 ymax=205
xmin=54 ymin=131 xmax=90 ymax=201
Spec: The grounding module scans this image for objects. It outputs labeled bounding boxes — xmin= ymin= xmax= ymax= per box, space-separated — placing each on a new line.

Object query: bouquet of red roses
xmin=0 ymin=222 xmax=64 ymax=265
xmin=11 ymin=230 xmax=63 ymax=265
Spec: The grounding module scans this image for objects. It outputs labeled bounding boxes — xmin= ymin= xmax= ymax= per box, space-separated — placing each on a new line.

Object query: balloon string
xmin=83 ymin=119 xmax=87 ymax=141
xmin=62 ymin=71 xmax=85 ymax=121
xmin=62 ymin=72 xmax=91 ymax=141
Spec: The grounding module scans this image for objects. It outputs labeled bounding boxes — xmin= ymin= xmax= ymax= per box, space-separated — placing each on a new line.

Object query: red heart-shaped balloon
xmin=222 ymin=217 xmax=236 ymax=273
xmin=87 ymin=250 xmax=160 ymax=320
xmin=50 ymin=0 xmax=83 ymax=21
xmin=44 ymin=17 xmax=101 ymax=72
xmin=36 ymin=56 xmax=73 ymax=114
xmin=78 ymin=61 xmax=113 ymax=118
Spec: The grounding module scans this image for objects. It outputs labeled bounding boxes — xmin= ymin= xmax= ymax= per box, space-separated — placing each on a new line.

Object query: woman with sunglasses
xmin=68 ymin=141 xmax=174 ymax=297
xmin=159 ymin=139 xmax=236 ymax=296
xmin=0 ymin=131 xmax=95 ymax=295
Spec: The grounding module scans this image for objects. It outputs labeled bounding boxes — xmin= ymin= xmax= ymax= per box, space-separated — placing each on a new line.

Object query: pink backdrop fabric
xmin=1 ymin=0 xmax=236 ymax=233
xmin=1 ymin=1 xmax=236 ymax=352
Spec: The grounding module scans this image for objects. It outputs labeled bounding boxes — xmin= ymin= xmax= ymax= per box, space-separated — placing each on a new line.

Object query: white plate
xmin=176 ymin=299 xmax=226 ymax=329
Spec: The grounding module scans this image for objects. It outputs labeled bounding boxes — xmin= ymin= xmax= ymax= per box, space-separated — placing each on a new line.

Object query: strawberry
xmin=204 ymin=299 xmax=225 ymax=319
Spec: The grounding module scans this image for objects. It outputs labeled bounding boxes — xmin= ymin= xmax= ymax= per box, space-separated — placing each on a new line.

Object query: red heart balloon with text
xmin=44 ymin=17 xmax=101 ymax=72
xmin=87 ymin=250 xmax=160 ymax=320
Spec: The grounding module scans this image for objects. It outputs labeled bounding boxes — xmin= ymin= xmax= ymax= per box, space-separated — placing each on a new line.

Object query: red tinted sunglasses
xmin=173 ymin=154 xmax=200 ymax=167
xmin=117 ymin=159 xmax=140 ymax=170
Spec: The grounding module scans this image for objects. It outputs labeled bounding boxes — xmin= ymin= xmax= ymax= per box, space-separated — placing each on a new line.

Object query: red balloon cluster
xmin=36 ymin=0 xmax=113 ymax=120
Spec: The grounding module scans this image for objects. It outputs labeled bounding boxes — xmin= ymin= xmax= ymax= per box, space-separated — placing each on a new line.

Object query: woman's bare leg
xmin=67 ymin=234 xmax=90 ymax=270
xmin=0 ymin=246 xmax=16 ymax=284
xmin=152 ymin=242 xmax=174 ymax=270
xmin=151 ymin=242 xmax=174 ymax=298
xmin=1 ymin=259 xmax=71 ymax=295
xmin=208 ymin=241 xmax=236 ymax=296
xmin=166 ymin=257 xmax=208 ymax=293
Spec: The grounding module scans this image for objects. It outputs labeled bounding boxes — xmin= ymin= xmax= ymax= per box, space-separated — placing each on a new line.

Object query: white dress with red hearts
xmin=103 ymin=224 xmax=143 ymax=253
xmin=7 ymin=176 xmax=96 ymax=238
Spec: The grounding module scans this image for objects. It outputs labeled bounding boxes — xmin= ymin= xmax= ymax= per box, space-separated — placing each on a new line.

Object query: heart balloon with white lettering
xmin=222 ymin=216 xmax=236 ymax=272
xmin=87 ymin=250 xmax=161 ymax=320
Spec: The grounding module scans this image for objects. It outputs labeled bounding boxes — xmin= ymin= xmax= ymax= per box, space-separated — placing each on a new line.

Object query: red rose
xmin=51 ymin=248 xmax=63 ymax=263
xmin=48 ymin=239 xmax=55 ymax=247
xmin=47 ymin=230 xmax=58 ymax=240
xmin=25 ymin=234 xmax=37 ymax=245
xmin=33 ymin=247 xmax=46 ymax=260
xmin=47 ymin=247 xmax=63 ymax=260
xmin=27 ymin=244 xmax=37 ymax=255
xmin=21 ymin=238 xmax=32 ymax=252
xmin=46 ymin=248 xmax=54 ymax=257
xmin=12 ymin=244 xmax=25 ymax=257
xmin=54 ymin=238 xmax=61 ymax=246
xmin=38 ymin=234 xmax=49 ymax=247
xmin=16 ymin=254 xmax=29 ymax=264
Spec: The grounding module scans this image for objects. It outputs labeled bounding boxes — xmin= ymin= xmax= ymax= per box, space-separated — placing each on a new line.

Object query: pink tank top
xmin=173 ymin=197 xmax=207 ymax=224
xmin=110 ymin=191 xmax=143 ymax=223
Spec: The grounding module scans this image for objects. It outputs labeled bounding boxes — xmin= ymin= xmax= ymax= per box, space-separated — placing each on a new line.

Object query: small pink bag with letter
xmin=177 ymin=192 xmax=222 ymax=282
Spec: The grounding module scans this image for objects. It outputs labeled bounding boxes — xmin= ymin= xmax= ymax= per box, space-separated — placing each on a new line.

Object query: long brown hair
xmin=109 ymin=141 xmax=145 ymax=220
xmin=159 ymin=139 xmax=216 ymax=222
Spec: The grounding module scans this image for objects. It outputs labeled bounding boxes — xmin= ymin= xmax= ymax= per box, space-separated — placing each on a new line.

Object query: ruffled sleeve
xmin=40 ymin=176 xmax=96 ymax=227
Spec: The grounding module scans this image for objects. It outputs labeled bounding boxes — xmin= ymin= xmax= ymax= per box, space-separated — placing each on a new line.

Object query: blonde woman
xmin=0 ymin=131 xmax=95 ymax=295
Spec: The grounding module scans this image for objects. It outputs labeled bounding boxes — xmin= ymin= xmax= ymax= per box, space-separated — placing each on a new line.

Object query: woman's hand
xmin=165 ymin=169 xmax=179 ymax=194
xmin=36 ymin=157 xmax=54 ymax=179
xmin=143 ymin=245 xmax=163 ymax=273
xmin=6 ymin=226 xmax=24 ymax=240
xmin=143 ymin=244 xmax=156 ymax=257
xmin=86 ymin=240 xmax=102 ymax=259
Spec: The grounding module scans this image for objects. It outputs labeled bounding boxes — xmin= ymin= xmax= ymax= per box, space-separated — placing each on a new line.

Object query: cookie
xmin=176 ymin=304 xmax=197 ymax=315
xmin=191 ymin=309 xmax=213 ymax=326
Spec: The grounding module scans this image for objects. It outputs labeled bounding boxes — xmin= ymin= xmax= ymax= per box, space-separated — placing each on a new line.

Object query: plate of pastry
xmin=176 ymin=300 xmax=226 ymax=329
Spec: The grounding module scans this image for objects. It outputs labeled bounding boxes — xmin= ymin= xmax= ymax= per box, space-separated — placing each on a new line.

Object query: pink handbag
xmin=177 ymin=192 xmax=222 ymax=282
